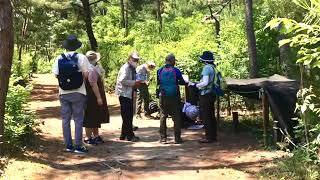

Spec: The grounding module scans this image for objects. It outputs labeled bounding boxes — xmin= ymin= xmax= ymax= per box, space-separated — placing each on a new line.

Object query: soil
xmin=1 ymin=74 xmax=286 ymax=180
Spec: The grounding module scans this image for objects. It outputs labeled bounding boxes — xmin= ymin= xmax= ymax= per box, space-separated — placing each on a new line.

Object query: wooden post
xmin=262 ymin=90 xmax=269 ymax=147
xmin=232 ymin=112 xmax=239 ymax=132
xmin=273 ymin=120 xmax=278 ymax=143
xmin=227 ymin=92 xmax=231 ymax=116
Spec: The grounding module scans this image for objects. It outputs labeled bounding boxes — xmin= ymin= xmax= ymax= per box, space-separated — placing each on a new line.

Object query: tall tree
xmin=155 ymin=0 xmax=162 ymax=32
xmin=244 ymin=0 xmax=258 ymax=78
xmin=81 ymin=0 xmax=98 ymax=51
xmin=0 ymin=0 xmax=14 ymax=145
xmin=120 ymin=0 xmax=125 ymax=28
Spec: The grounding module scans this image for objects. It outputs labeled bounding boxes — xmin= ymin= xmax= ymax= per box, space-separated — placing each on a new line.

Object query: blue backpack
xmin=159 ymin=67 xmax=177 ymax=97
xmin=57 ymin=53 xmax=83 ymax=90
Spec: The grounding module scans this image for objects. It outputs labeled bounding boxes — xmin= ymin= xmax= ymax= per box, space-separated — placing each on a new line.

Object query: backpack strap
xmin=60 ymin=53 xmax=78 ymax=61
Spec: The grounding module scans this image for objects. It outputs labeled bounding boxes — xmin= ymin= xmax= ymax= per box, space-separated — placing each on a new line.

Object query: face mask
xmin=130 ymin=61 xmax=137 ymax=68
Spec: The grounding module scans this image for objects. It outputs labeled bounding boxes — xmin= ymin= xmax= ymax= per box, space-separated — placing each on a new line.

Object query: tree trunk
xmin=120 ymin=0 xmax=125 ymax=28
xmin=124 ymin=0 xmax=129 ymax=36
xmin=244 ymin=0 xmax=258 ymax=78
xmin=81 ymin=0 xmax=98 ymax=51
xmin=17 ymin=9 xmax=29 ymax=77
xmin=0 ymin=0 xmax=14 ymax=146
xmin=156 ymin=0 xmax=162 ymax=32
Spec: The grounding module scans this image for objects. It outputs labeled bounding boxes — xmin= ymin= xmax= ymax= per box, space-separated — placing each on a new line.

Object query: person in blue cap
xmin=190 ymin=51 xmax=218 ymax=143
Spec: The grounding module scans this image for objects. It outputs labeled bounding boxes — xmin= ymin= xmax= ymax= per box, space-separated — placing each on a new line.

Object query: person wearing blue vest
xmin=157 ymin=53 xmax=187 ymax=144
xmin=190 ymin=51 xmax=218 ymax=143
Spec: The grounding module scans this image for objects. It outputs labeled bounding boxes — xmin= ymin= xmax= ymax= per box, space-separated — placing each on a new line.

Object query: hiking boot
xmin=119 ymin=136 xmax=126 ymax=140
xmin=74 ymin=145 xmax=88 ymax=154
xmin=94 ymin=136 xmax=104 ymax=144
xmin=84 ymin=137 xmax=97 ymax=145
xmin=174 ymin=138 xmax=183 ymax=144
xmin=65 ymin=144 xmax=74 ymax=152
xmin=127 ymin=136 xmax=140 ymax=142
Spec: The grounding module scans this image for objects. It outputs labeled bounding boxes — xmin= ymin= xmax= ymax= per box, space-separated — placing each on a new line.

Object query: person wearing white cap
xmin=115 ymin=51 xmax=144 ymax=142
xmin=136 ymin=61 xmax=156 ymax=119
xmin=83 ymin=51 xmax=110 ymax=145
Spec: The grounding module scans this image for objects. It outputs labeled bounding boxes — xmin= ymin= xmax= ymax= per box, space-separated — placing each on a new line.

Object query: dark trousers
xmin=199 ymin=94 xmax=217 ymax=140
xmin=159 ymin=96 xmax=182 ymax=140
xmin=136 ymin=85 xmax=150 ymax=114
xmin=119 ymin=96 xmax=135 ymax=138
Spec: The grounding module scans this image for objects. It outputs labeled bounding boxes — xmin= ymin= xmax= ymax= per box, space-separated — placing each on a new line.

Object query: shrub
xmin=2 ymin=78 xmax=38 ymax=153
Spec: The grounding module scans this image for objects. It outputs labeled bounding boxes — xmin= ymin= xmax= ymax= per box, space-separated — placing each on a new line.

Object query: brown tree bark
xmin=124 ymin=0 xmax=129 ymax=36
xmin=81 ymin=0 xmax=98 ymax=51
xmin=120 ymin=0 xmax=125 ymax=28
xmin=155 ymin=0 xmax=163 ymax=32
xmin=245 ymin=0 xmax=258 ymax=78
xmin=0 ymin=0 xmax=14 ymax=145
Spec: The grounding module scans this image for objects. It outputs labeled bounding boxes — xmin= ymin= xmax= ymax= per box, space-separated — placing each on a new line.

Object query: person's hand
xmin=134 ymin=80 xmax=142 ymax=88
xmin=97 ymin=97 xmax=103 ymax=106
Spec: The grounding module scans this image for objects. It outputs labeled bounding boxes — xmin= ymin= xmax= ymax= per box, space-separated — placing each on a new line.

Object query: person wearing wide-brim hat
xmin=189 ymin=51 xmax=218 ymax=143
xmin=52 ymin=35 xmax=90 ymax=153
xmin=83 ymin=51 xmax=110 ymax=145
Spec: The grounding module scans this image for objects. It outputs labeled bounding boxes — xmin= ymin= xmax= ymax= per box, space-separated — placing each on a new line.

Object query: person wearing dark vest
xmin=190 ymin=51 xmax=217 ymax=143
xmin=115 ymin=51 xmax=144 ymax=142
xmin=83 ymin=51 xmax=110 ymax=145
xmin=52 ymin=35 xmax=90 ymax=153
xmin=157 ymin=53 xmax=187 ymax=144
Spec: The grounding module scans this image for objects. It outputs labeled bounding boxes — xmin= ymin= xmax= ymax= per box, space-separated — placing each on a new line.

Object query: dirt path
xmin=2 ymin=74 xmax=285 ymax=180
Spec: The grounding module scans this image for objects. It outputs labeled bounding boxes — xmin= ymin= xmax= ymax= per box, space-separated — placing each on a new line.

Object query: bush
xmin=2 ymin=78 xmax=38 ymax=153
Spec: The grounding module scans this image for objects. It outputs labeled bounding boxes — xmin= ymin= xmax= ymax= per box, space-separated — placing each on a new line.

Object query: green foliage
xmin=3 ymin=78 xmax=38 ymax=152
xmin=260 ymin=149 xmax=320 ymax=180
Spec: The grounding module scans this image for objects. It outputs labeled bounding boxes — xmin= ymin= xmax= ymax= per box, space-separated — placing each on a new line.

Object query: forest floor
xmin=2 ymin=74 xmax=287 ymax=180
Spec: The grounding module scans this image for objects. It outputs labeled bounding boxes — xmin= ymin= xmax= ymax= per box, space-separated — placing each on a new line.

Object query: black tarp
xmin=226 ymin=74 xmax=299 ymax=139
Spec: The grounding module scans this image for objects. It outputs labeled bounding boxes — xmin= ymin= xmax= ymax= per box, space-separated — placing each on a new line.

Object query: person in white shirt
xmin=52 ymin=35 xmax=90 ymax=153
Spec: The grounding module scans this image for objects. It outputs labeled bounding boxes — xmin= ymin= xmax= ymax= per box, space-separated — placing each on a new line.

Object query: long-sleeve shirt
xmin=136 ymin=64 xmax=150 ymax=81
xmin=115 ymin=63 xmax=136 ymax=99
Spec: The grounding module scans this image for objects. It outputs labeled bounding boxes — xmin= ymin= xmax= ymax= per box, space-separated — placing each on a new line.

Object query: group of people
xmin=53 ymin=35 xmax=219 ymax=154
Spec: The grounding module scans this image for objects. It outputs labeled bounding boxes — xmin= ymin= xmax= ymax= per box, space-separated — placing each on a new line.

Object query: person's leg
xmin=119 ymin=96 xmax=135 ymax=140
xmin=199 ymin=94 xmax=216 ymax=142
xmin=92 ymin=128 xmax=99 ymax=137
xmin=119 ymin=96 xmax=128 ymax=139
xmin=136 ymin=88 xmax=143 ymax=117
xmin=159 ymin=97 xmax=168 ymax=140
xmin=60 ymin=95 xmax=73 ymax=147
xmin=85 ymin=128 xmax=93 ymax=139
xmin=143 ymin=86 xmax=151 ymax=115
xmin=71 ymin=93 xmax=86 ymax=147
xmin=170 ymin=98 xmax=182 ymax=143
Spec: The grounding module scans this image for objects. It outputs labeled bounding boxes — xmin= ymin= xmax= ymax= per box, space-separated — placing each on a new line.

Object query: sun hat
xmin=199 ymin=51 xmax=215 ymax=62
xmin=147 ymin=61 xmax=156 ymax=67
xmin=130 ymin=51 xmax=140 ymax=60
xmin=62 ymin=35 xmax=82 ymax=51
xmin=86 ymin=51 xmax=101 ymax=63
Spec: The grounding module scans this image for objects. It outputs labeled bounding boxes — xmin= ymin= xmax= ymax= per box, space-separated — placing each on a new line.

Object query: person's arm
xmin=176 ymin=68 xmax=187 ymax=85
xmin=88 ymin=69 xmax=103 ymax=105
xmin=80 ymin=55 xmax=89 ymax=79
xmin=52 ymin=57 xmax=59 ymax=78
xmin=196 ymin=76 xmax=209 ymax=89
